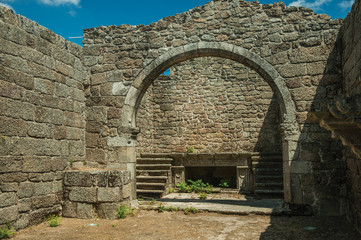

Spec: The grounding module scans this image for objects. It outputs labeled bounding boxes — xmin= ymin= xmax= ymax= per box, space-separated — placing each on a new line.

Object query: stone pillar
xmin=280 ymin=121 xmax=301 ymax=204
xmin=106 ymin=127 xmax=139 ymax=200
xmin=172 ymin=166 xmax=185 ymax=187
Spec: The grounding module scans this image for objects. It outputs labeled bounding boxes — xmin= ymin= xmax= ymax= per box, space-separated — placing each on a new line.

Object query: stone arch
xmin=120 ymin=42 xmax=299 ymax=202
xmin=121 ymin=42 xmax=296 ymax=128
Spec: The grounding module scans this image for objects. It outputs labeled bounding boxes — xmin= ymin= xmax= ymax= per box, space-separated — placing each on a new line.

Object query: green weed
xmin=157 ymin=204 xmax=166 ymax=213
xmin=45 ymin=215 xmax=61 ymax=227
xmin=117 ymin=205 xmax=135 ymax=219
xmin=0 ymin=223 xmax=15 ymax=239
xmin=187 ymin=147 xmax=194 ymax=153
xmin=219 ymin=179 xmax=230 ymax=188
xmin=184 ymin=207 xmax=198 ymax=215
xmin=199 ymin=192 xmax=208 ymax=200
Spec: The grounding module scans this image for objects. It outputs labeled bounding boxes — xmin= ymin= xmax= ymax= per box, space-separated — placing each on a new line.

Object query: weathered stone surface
xmin=69 ymin=187 xmax=97 ymax=203
xmin=97 ymin=203 xmax=119 ymax=219
xmin=0 ymin=192 xmax=16 ymax=207
xmin=64 ymin=171 xmax=94 ymax=187
xmin=97 ymin=187 xmax=121 ymax=202
xmin=76 ymin=203 xmax=95 ymax=219
xmin=0 ymin=206 xmax=18 ymax=224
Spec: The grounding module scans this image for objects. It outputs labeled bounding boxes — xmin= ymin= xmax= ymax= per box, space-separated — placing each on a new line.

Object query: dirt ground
xmin=14 ymin=210 xmax=360 ymax=240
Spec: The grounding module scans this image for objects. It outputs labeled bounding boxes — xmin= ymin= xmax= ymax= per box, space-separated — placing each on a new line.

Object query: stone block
xmin=18 ymin=198 xmax=31 ymax=213
xmin=69 ymin=187 xmax=97 ymax=203
xmin=22 ymin=156 xmax=52 ymax=173
xmin=68 ymin=141 xmax=85 ymax=156
xmin=97 ymin=203 xmax=119 ymax=219
xmin=31 ymin=194 xmax=58 ymax=209
xmin=14 ymin=214 xmax=29 ymax=230
xmin=86 ymin=149 xmax=106 ymax=164
xmin=0 ymin=173 xmax=27 ymax=183
xmin=62 ymin=201 xmax=77 ymax=218
xmin=97 ymin=187 xmax=121 ymax=202
xmin=0 ymin=156 xmax=22 ymax=173
xmin=122 ymin=183 xmax=131 ymax=199
xmin=34 ymin=182 xmax=53 ymax=196
xmin=18 ymin=182 xmax=35 ymax=198
xmin=51 ymin=157 xmax=67 ymax=171
xmin=0 ymin=206 xmax=18 ymax=224
xmin=34 ymin=78 xmax=54 ymax=94
xmin=0 ymin=182 xmax=18 ymax=192
xmin=27 ymin=122 xmax=53 ymax=138
xmin=77 ymin=203 xmax=95 ymax=219
xmin=0 ymin=192 xmax=16 ymax=207
xmin=108 ymin=170 xmax=130 ymax=187
xmin=64 ymin=171 xmax=94 ymax=187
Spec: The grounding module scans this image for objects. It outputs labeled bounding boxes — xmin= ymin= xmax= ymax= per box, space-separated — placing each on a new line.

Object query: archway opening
xmin=135 ymin=56 xmax=283 ymax=198
xmin=121 ymin=43 xmax=298 ymax=202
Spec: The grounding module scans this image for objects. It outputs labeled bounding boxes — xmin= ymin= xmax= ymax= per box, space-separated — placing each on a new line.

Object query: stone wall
xmin=339 ymin=0 xmax=361 ymax=233
xmin=83 ymin=0 xmax=346 ymax=215
xmin=0 ymin=7 xmax=88 ymax=229
xmin=341 ymin=0 xmax=361 ymax=98
xmin=137 ymin=57 xmax=281 ymax=154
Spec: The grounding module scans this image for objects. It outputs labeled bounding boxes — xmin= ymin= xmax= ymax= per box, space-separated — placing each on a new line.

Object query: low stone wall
xmin=63 ymin=170 xmax=131 ymax=219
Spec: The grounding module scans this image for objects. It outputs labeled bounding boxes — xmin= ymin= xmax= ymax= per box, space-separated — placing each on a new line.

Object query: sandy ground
xmin=14 ymin=210 xmax=360 ymax=240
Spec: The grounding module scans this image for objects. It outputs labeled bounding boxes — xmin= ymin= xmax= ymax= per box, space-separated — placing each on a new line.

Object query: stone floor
xmin=139 ymin=192 xmax=285 ymax=215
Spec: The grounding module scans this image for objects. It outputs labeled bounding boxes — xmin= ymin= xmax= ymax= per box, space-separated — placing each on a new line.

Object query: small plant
xmin=150 ymin=198 xmax=156 ymax=205
xmin=69 ymin=159 xmax=74 ymax=166
xmin=111 ymin=224 xmax=116 ymax=227
xmin=219 ymin=179 xmax=230 ymax=188
xmin=117 ymin=205 xmax=135 ymax=219
xmin=83 ymin=160 xmax=87 ymax=166
xmin=0 ymin=222 xmax=16 ymax=239
xmin=169 ymin=187 xmax=174 ymax=193
xmin=188 ymin=179 xmax=213 ymax=193
xmin=138 ymin=197 xmax=144 ymax=201
xmin=184 ymin=207 xmax=198 ymax=215
xmin=177 ymin=182 xmax=192 ymax=193
xmin=166 ymin=206 xmax=175 ymax=212
xmin=199 ymin=192 xmax=208 ymax=200
xmin=157 ymin=204 xmax=166 ymax=213
xmin=45 ymin=214 xmax=61 ymax=227
xmin=187 ymin=146 xmax=194 ymax=153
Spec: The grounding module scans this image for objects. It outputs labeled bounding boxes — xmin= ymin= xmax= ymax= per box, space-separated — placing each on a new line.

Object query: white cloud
xmin=338 ymin=0 xmax=355 ymax=10
xmin=289 ymin=0 xmax=332 ymax=11
xmin=0 ymin=2 xmax=15 ymax=11
xmin=38 ymin=0 xmax=80 ymax=6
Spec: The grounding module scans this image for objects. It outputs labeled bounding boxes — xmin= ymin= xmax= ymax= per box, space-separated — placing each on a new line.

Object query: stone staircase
xmin=136 ymin=154 xmax=173 ymax=198
xmin=251 ymin=154 xmax=284 ymax=199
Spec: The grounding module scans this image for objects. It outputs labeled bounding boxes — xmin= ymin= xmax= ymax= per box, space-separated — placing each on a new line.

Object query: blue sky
xmin=0 ymin=0 xmax=355 ymax=46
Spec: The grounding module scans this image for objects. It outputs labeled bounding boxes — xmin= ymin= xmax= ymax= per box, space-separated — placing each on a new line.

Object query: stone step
xmin=251 ymin=155 xmax=282 ymax=161
xmin=252 ymin=161 xmax=282 ymax=168
xmin=136 ymin=189 xmax=164 ymax=194
xmin=136 ymin=176 xmax=168 ymax=183
xmin=141 ymin=153 xmax=172 ymax=158
xmin=254 ymin=189 xmax=284 ymax=199
xmin=255 ymin=175 xmax=283 ymax=181
xmin=136 ymin=169 xmax=170 ymax=176
xmin=136 ymin=183 xmax=166 ymax=190
xmin=137 ymin=158 xmax=173 ymax=164
xmin=136 ymin=164 xmax=172 ymax=170
xmin=253 ymin=168 xmax=283 ymax=175
xmin=255 ymin=182 xmax=283 ymax=190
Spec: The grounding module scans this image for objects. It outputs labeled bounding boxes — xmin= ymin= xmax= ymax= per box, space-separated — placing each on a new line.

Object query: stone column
xmin=106 ymin=127 xmax=139 ymax=200
xmin=280 ymin=121 xmax=301 ymax=204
